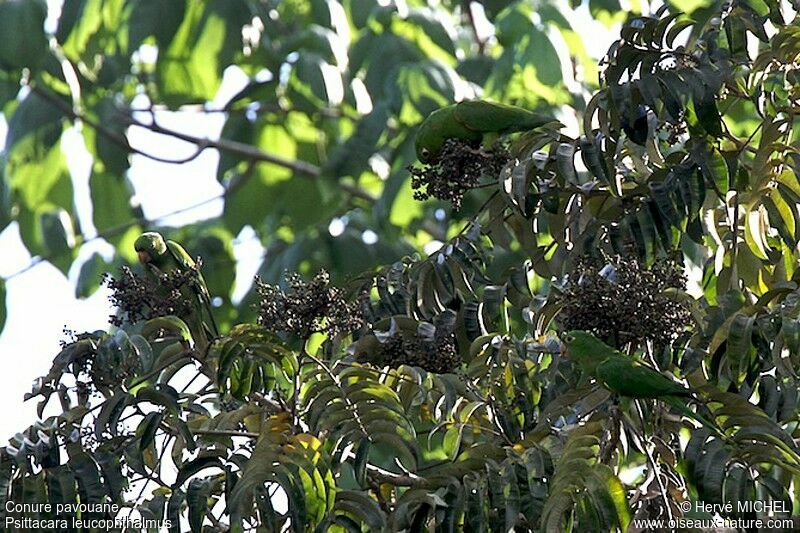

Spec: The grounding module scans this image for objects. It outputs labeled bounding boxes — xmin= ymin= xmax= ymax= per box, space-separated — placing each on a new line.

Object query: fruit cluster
xmin=557 ymin=254 xmax=690 ymax=349
xmin=362 ymin=324 xmax=461 ymax=374
xmin=255 ymin=270 xmax=363 ymax=339
xmin=103 ymin=265 xmax=197 ymax=326
xmin=408 ymin=138 xmax=509 ymax=210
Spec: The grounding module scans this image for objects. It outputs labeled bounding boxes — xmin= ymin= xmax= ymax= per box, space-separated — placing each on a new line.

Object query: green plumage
xmin=134 ymin=232 xmax=219 ymax=350
xmin=562 ymin=330 xmax=722 ymax=433
xmin=561 ymin=330 xmax=690 ymax=398
xmin=414 ymin=100 xmax=559 ymax=163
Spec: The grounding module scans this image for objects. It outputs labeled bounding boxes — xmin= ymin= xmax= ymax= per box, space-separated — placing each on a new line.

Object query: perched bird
xmin=134 ymin=232 xmax=219 ymax=350
xmin=414 ymin=100 xmax=561 ymax=163
xmin=561 ymin=330 xmax=719 ymax=432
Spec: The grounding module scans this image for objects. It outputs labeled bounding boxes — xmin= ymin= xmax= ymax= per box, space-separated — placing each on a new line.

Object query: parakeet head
xmin=560 ymin=330 xmax=602 ymax=368
xmin=414 ymin=134 xmax=437 ymax=164
xmin=414 ymin=107 xmax=450 ymax=163
xmin=134 ymin=232 xmax=167 ymax=264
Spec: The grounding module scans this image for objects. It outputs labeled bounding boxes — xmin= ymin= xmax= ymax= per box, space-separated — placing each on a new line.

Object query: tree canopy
xmin=3 ymin=0 xmax=800 ymax=531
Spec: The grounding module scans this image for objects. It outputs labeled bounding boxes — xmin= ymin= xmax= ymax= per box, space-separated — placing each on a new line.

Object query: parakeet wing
xmin=594 ymin=356 xmax=690 ymax=398
xmin=415 ymin=105 xmax=482 ymax=160
xmin=166 ymin=240 xmax=219 ymax=337
xmin=167 ymin=241 xmax=209 ymax=298
xmin=453 ymin=100 xmax=558 ymax=134
xmin=166 ymin=240 xmax=197 ymax=271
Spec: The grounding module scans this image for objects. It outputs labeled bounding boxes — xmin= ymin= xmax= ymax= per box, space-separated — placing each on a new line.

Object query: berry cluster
xmin=557 ymin=254 xmax=690 ymax=349
xmin=408 ymin=139 xmax=510 ymax=210
xmin=103 ymin=266 xmax=198 ymax=326
xmin=366 ymin=329 xmax=461 ymax=374
xmin=255 ymin=270 xmax=363 ymax=339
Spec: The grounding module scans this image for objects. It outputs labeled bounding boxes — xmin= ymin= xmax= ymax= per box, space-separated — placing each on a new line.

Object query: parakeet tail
xmin=663 ymin=395 xmax=724 ymax=438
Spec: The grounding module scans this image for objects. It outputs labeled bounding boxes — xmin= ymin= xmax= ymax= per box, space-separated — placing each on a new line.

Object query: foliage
xmin=2 ymin=0 xmax=800 ymax=531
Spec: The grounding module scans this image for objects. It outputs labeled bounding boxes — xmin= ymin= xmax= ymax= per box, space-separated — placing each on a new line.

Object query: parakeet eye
xmin=421 ymin=148 xmax=430 ymax=160
xmin=563 ymin=333 xmax=575 ymax=344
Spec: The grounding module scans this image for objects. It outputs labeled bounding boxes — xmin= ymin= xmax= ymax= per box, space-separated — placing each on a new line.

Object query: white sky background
xmin=0 ymin=2 xmax=622 ymax=442
xmin=0 ymin=67 xmax=267 ymax=440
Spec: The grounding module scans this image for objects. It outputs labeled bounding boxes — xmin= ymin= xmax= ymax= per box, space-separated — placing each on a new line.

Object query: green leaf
xmin=353 ymin=439 xmax=370 ymax=487
xmin=167 ymin=488 xmax=185 ymax=533
xmin=698 ymin=145 xmax=729 ymax=195
xmin=137 ymin=411 xmax=163 ymax=451
xmin=174 ymin=457 xmax=223 ymax=488
xmin=6 ymin=112 xmax=79 ymax=261
xmin=55 ymin=0 xmax=83 ymax=45
xmin=89 ymin=171 xmax=135 ymax=244
xmin=85 ymin=98 xmax=131 ymax=175
xmin=741 ymin=0 xmax=770 ymax=16
xmin=76 ymin=253 xmax=114 ymax=298
xmin=324 ymin=103 xmax=390 ymax=178
xmin=0 ymin=0 xmax=48 ymax=70
xmin=66 ymin=442 xmax=106 ymax=504
xmin=333 ymin=490 xmax=386 ymax=530
xmin=695 ymin=95 xmax=723 ymax=137
xmin=187 ymin=478 xmax=210 ymax=533
xmin=764 ymin=187 xmax=796 ymax=245
xmin=95 ymin=390 xmax=131 ymax=440
xmin=60 ymin=0 xmax=102 ymax=60
xmin=17 ymin=206 xmax=77 ymax=274
xmin=137 ymin=385 xmax=181 ymax=416
xmin=217 ymin=114 xmax=255 ymax=181
xmin=5 ymin=91 xmax=66 ymax=152
xmin=665 ymin=19 xmax=695 ymax=47
xmin=744 ymin=202 xmax=771 ymax=260
xmin=726 ymin=313 xmax=756 ymax=382
xmin=287 ymin=53 xmax=341 ymax=111
xmin=0 ymin=70 xmax=19 ymax=109
xmin=95 ymin=450 xmax=127 ymax=504
xmin=580 ymin=136 xmax=610 ymax=183
xmin=126 ymin=0 xmax=187 ymax=50
xmin=225 ymin=117 xmax=339 ymax=235
xmin=155 ymin=0 xmax=250 ymax=106
xmin=46 ymin=465 xmax=78 ymax=507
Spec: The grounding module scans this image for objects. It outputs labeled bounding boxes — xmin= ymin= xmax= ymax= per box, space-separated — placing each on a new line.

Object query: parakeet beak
xmin=137 ymin=251 xmax=151 ymax=264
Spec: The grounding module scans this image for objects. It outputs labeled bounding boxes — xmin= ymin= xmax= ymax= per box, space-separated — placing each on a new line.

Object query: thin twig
xmin=194 ymin=428 xmax=258 ymax=438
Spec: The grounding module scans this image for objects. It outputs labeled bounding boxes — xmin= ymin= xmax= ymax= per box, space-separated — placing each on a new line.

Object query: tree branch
xmin=129 ymin=113 xmax=322 ymax=176
xmin=193 ymin=428 xmax=259 ymax=439
xmin=366 ymin=464 xmax=428 ymax=488
xmin=126 ymin=113 xmax=376 ymax=202
xmin=30 ymin=85 xmax=205 ymax=165
xmin=31 ymin=84 xmax=377 ymax=202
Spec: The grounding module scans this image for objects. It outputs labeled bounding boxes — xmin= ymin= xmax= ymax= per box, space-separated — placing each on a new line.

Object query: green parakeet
xmin=414 ymin=100 xmax=561 ymax=163
xmin=134 ymin=232 xmax=219 ymax=350
xmin=561 ymin=330 xmax=719 ymax=432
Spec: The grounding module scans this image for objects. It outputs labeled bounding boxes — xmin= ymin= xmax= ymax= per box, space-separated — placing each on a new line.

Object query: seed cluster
xmin=255 ymin=270 xmax=363 ymax=339
xmin=408 ymin=139 xmax=510 ymax=210
xmin=367 ymin=329 xmax=461 ymax=374
xmin=557 ymin=254 xmax=690 ymax=349
xmin=103 ymin=265 xmax=197 ymax=326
